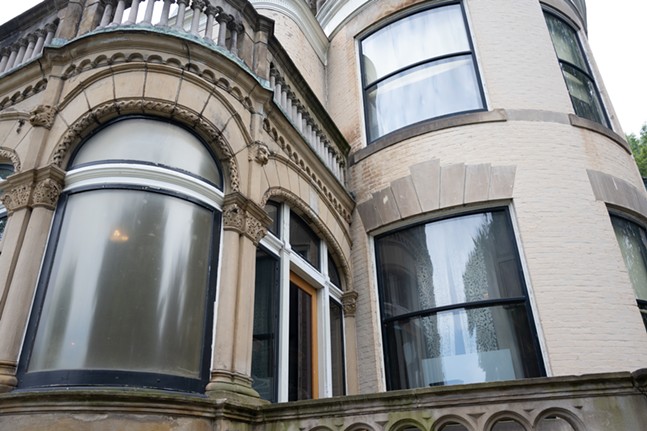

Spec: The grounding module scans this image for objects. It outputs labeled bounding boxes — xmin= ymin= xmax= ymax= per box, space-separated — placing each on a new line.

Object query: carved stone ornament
xmin=342 ymin=291 xmax=358 ymax=317
xmin=250 ymin=141 xmax=270 ymax=166
xmin=1 ymin=184 xmax=32 ymax=212
xmin=245 ymin=213 xmax=267 ymax=245
xmin=223 ymin=202 xmax=245 ymax=233
xmin=31 ymin=178 xmax=63 ymax=209
xmin=29 ymin=105 xmax=57 ymax=130
xmin=0 ymin=148 xmax=21 ymax=173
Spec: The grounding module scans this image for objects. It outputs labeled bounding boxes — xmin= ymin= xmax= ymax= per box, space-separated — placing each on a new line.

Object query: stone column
xmin=124 ymin=0 xmax=142 ymax=24
xmin=216 ymin=13 xmax=231 ymax=47
xmin=0 ymin=166 xmax=65 ymax=392
xmin=189 ymin=0 xmax=205 ymax=36
xmin=109 ymin=0 xmax=128 ymax=25
xmin=31 ymin=30 xmax=46 ymax=60
xmin=157 ymin=0 xmax=176 ymax=27
xmin=203 ymin=5 xmax=219 ymax=41
xmin=206 ymin=192 xmax=270 ymax=404
xmin=174 ymin=0 xmax=188 ymax=30
xmin=0 ymin=48 xmax=10 ymax=73
xmin=43 ymin=22 xmax=58 ymax=45
xmin=342 ymin=290 xmax=359 ymax=395
xmin=142 ymin=0 xmax=159 ymax=25
xmin=13 ymin=39 xmax=28 ymax=67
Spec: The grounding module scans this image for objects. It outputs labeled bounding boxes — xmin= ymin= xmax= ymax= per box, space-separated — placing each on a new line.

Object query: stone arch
xmin=309 ymin=427 xmax=335 ymax=431
xmin=432 ymin=415 xmax=475 ymax=431
xmin=261 ymin=186 xmax=351 ymax=291
xmin=49 ymin=98 xmax=240 ymax=193
xmin=0 ymin=148 xmax=21 ymax=173
xmin=344 ymin=423 xmax=375 ymax=431
xmin=533 ymin=408 xmax=585 ymax=431
xmin=388 ymin=418 xmax=427 ymax=431
xmin=483 ymin=411 xmax=532 ymax=431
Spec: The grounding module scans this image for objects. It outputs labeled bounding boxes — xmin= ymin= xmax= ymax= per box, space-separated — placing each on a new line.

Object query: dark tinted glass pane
xmin=0 ymin=163 xmax=14 ymax=179
xmin=265 ymin=202 xmax=280 ymax=236
xmin=561 ymin=63 xmax=606 ymax=125
xmin=290 ymin=212 xmax=320 ymax=269
xmin=252 ymin=248 xmax=280 ymax=402
xmin=377 ymin=211 xmax=524 ymax=319
xmin=0 ymin=216 xmax=6 ymax=241
xmin=328 ymin=253 xmax=342 ymax=288
xmin=439 ymin=423 xmax=469 ymax=431
xmin=29 ymin=190 xmax=215 ymax=379
xmin=544 ymin=14 xmax=588 ymax=70
xmin=537 ymin=415 xmax=575 ymax=431
xmin=362 ymin=5 xmax=469 ymax=84
xmin=640 ymin=303 xmax=647 ymax=331
xmin=330 ymin=300 xmax=345 ymax=396
xmin=384 ymin=304 xmax=542 ymax=389
xmin=492 ymin=420 xmax=524 ymax=431
xmin=288 ymin=282 xmax=314 ymax=400
xmin=611 ymin=216 xmax=647 ymax=300
xmin=71 ymin=118 xmax=222 ymax=187
xmin=366 ymin=56 xmax=482 ymax=141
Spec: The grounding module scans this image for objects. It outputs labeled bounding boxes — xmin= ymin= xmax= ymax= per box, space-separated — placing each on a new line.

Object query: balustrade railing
xmin=270 ymin=63 xmax=346 ymax=185
xmin=0 ymin=20 xmax=58 ymax=75
xmin=96 ymin=0 xmax=245 ymax=59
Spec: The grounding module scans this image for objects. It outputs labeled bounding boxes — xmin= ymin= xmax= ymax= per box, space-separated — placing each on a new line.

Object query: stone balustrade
xmin=270 ymin=64 xmax=346 ymax=185
xmin=0 ymin=20 xmax=58 ymax=75
xmin=96 ymin=0 xmax=246 ymax=61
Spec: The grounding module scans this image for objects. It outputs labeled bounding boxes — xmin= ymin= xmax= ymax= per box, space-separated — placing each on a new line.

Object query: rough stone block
xmin=464 ymin=163 xmax=491 ymax=204
xmin=489 ymin=165 xmax=516 ymax=200
xmin=439 ymin=163 xmax=465 ymax=208
xmin=410 ymin=159 xmax=440 ymax=212
xmin=391 ymin=176 xmax=421 ymax=219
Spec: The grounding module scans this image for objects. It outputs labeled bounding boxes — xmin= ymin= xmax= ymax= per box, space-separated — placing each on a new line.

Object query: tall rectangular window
xmin=610 ymin=215 xmax=647 ymax=330
xmin=544 ymin=12 xmax=609 ymax=127
xmin=360 ymin=3 xmax=485 ymax=143
xmin=375 ymin=209 xmax=544 ymax=390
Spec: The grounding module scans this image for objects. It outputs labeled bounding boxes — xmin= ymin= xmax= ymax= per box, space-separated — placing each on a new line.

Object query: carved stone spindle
xmin=23 ymin=34 xmax=37 ymax=61
xmin=157 ymin=0 xmax=176 ymax=26
xmin=13 ymin=39 xmax=28 ymax=67
xmin=174 ymin=0 xmax=189 ymax=30
xmin=281 ymin=85 xmax=289 ymax=110
xmin=125 ymin=0 xmax=142 ymax=24
xmin=296 ymin=104 xmax=304 ymax=133
xmin=99 ymin=0 xmax=117 ymax=27
xmin=43 ymin=22 xmax=58 ymax=45
xmin=204 ymin=5 xmax=219 ymax=41
xmin=31 ymin=29 xmax=46 ymax=59
xmin=142 ymin=0 xmax=159 ymax=25
xmin=189 ymin=0 xmax=205 ymax=35
xmin=4 ymin=46 xmax=18 ymax=71
xmin=110 ymin=0 xmax=128 ymax=25
xmin=0 ymin=48 xmax=10 ymax=73
xmin=228 ymin=21 xmax=243 ymax=56
xmin=216 ymin=13 xmax=231 ymax=47
xmin=285 ymin=91 xmax=295 ymax=122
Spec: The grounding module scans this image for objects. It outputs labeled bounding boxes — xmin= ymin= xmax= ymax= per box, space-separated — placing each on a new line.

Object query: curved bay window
xmin=252 ymin=203 xmax=346 ymax=402
xmin=18 ymin=118 xmax=223 ymax=393
xmin=375 ymin=209 xmax=544 ymax=390
xmin=360 ymin=2 xmax=485 ymax=143
xmin=610 ymin=215 xmax=647 ymax=330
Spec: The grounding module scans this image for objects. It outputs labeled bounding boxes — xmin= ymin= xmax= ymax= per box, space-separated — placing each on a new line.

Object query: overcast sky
xmin=1 ymin=1 xmax=645 ymax=135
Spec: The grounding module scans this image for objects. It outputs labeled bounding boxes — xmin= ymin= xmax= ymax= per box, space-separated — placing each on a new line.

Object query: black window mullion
xmin=382 ymin=296 xmax=528 ymax=325
xmin=364 ymin=51 xmax=474 ymax=90
xmin=558 ymin=59 xmax=596 ymax=82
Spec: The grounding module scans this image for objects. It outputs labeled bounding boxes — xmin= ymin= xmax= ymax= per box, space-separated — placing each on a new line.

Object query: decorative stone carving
xmin=29 ymin=104 xmax=57 ymax=129
xmin=0 ymin=148 xmax=21 ymax=172
xmin=250 ymin=141 xmax=270 ymax=166
xmin=245 ymin=214 xmax=267 ymax=245
xmin=223 ymin=202 xmax=245 ymax=233
xmin=2 ymin=184 xmax=32 ymax=212
xmin=342 ymin=291 xmax=358 ymax=317
xmin=31 ymin=178 xmax=62 ymax=209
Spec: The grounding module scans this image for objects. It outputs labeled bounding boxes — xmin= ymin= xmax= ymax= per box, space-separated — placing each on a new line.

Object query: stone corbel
xmin=342 ymin=290 xmax=358 ymax=317
xmin=28 ymin=105 xmax=57 ymax=130
xmin=223 ymin=192 xmax=272 ymax=245
xmin=1 ymin=165 xmax=66 ymax=213
xmin=248 ymin=140 xmax=270 ymax=166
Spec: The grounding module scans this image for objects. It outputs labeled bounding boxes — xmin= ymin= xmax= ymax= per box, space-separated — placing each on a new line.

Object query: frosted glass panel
xmin=71 ymin=118 xmax=222 ymax=187
xmin=362 ymin=5 xmax=469 ymax=84
xmin=28 ymin=189 xmax=214 ymax=378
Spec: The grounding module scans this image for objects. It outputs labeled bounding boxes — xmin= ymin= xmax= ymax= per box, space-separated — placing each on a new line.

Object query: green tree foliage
xmin=628 ymin=124 xmax=647 ymax=178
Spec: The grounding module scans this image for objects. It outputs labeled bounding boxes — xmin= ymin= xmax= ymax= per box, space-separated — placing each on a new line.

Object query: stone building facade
xmin=0 ymin=0 xmax=645 ymax=430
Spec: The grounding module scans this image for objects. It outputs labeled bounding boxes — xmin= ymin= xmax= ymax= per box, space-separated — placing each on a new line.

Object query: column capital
xmin=223 ymin=192 xmax=272 ymax=245
xmin=1 ymin=165 xmax=66 ymax=213
xmin=342 ymin=290 xmax=359 ymax=317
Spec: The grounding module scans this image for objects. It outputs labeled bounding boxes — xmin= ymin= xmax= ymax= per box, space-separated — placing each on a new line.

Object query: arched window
xmin=251 ymin=202 xmax=346 ymax=402
xmin=0 ymin=162 xmax=14 ymax=241
xmin=18 ymin=118 xmax=223 ymax=393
